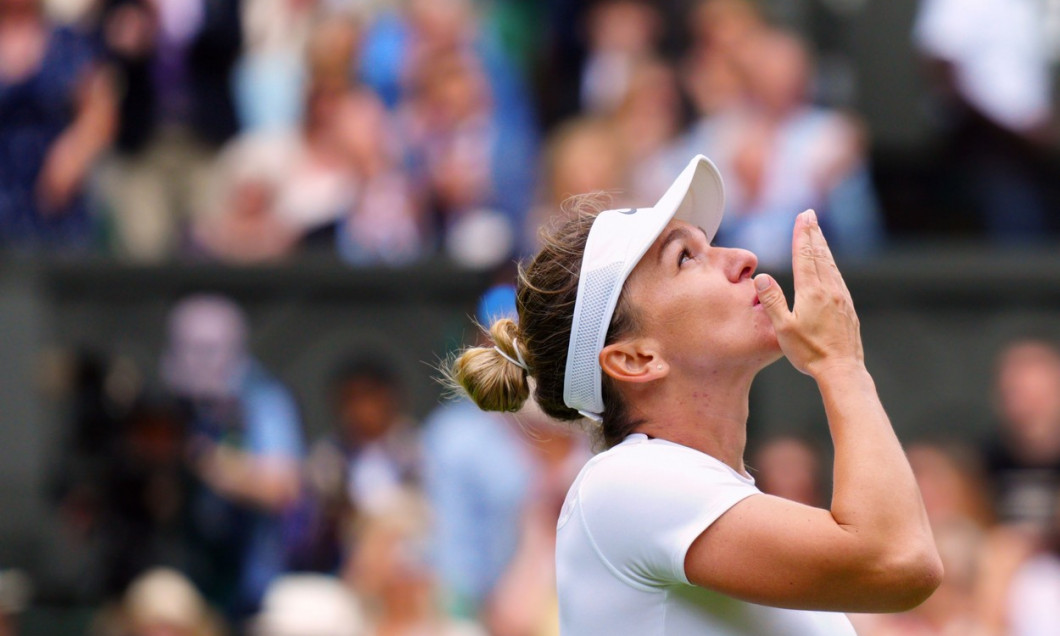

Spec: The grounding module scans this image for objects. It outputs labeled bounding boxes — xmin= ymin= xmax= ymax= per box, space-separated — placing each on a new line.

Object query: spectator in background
xmin=485 ymin=404 xmax=589 ymax=636
xmin=327 ymin=33 xmax=425 ymax=266
xmin=856 ymin=437 xmax=1060 ymax=636
xmin=330 ymin=95 xmax=424 ymax=267
xmin=188 ymin=139 xmax=300 ymax=265
xmin=852 ymin=520 xmax=987 ymax=636
xmin=295 ymin=353 xmax=421 ymax=573
xmin=203 ymin=14 xmax=425 ymax=265
xmin=303 ymin=12 xmax=425 ymax=265
xmin=0 ymin=0 xmax=116 ymax=251
xmin=680 ymin=0 xmax=764 ymax=119
xmin=422 ymin=285 xmax=537 ymax=618
xmin=686 ymin=27 xmax=883 ymax=268
xmin=250 ymin=15 xmax=362 ymax=245
xmin=986 ymin=338 xmax=1060 ymax=532
xmin=92 ymin=567 xmax=226 ymax=636
xmin=359 ymin=0 xmax=535 ymax=131
xmin=914 ymin=0 xmax=1055 ymax=240
xmin=358 ymin=0 xmax=538 ymax=264
xmin=749 ymin=435 xmax=826 ymax=508
xmin=322 ymin=354 xmax=420 ymax=514
xmin=233 ymin=0 xmax=319 ymax=133
xmin=982 ymin=525 xmax=1060 ymax=636
xmin=97 ymin=398 xmax=191 ymax=597
xmin=526 ymin=116 xmax=628 ymax=248
xmin=252 ymin=574 xmax=367 ymax=636
xmin=161 ymin=295 xmax=304 ymax=617
xmin=851 ymin=440 xmax=993 ymax=635
xmin=579 ymin=0 xmax=664 ymax=115
xmin=97 ymin=0 xmax=242 ymax=261
xmin=615 ymin=57 xmax=693 ymax=205
xmin=400 ymin=49 xmax=530 ymax=267
xmin=343 ymin=489 xmax=486 ymax=636
xmin=908 ymin=441 xmax=994 ymax=531
xmin=423 ymin=284 xmax=590 ymax=633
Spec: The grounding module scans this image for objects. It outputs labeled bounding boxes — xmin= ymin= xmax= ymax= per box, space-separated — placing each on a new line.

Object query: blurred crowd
xmin=2 ymin=0 xmax=1059 ymax=269
xmin=5 ymin=0 xmax=1060 ymax=634
xmin=25 ymin=287 xmax=592 ymax=636
xmin=0 ymin=285 xmax=1055 ymax=636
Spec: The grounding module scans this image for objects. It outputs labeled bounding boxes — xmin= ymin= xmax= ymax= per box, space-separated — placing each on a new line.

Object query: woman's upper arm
xmin=684 ymin=493 xmax=939 ymax=613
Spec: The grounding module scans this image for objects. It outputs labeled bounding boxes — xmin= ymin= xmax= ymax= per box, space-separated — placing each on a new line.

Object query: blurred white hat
xmin=254 ymin=575 xmax=367 ymax=636
xmin=124 ymin=568 xmax=208 ymax=631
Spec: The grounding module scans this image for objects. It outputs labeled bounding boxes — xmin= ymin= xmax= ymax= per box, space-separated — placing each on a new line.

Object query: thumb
xmin=754 ymin=274 xmax=790 ymax=324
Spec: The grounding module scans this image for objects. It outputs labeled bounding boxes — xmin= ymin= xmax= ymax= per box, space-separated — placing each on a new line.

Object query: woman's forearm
xmin=816 ymin=363 xmax=937 ymax=575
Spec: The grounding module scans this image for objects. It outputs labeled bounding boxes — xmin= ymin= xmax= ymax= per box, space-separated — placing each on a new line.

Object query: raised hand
xmin=752 ymin=210 xmax=864 ymax=378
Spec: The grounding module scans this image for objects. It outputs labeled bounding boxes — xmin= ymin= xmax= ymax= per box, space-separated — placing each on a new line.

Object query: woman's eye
xmin=678 ymin=249 xmax=692 ymax=266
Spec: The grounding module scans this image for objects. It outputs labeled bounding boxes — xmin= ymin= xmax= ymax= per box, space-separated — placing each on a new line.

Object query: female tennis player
xmin=448 ymin=155 xmax=941 ymax=634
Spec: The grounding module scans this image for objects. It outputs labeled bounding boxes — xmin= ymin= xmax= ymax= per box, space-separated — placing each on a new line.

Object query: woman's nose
xmin=727 ymin=248 xmax=758 ymax=281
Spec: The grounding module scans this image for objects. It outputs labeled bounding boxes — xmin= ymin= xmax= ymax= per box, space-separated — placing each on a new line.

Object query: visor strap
xmin=578 ymin=409 xmax=603 ymax=422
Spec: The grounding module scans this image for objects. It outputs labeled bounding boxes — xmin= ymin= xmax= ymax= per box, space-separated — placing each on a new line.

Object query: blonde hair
xmin=449 ymin=318 xmax=531 ymax=413
xmin=445 ymin=198 xmax=644 ymax=447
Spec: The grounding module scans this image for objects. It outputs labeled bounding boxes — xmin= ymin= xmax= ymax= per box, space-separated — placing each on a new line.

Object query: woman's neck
xmin=631 ymin=367 xmax=755 ymax=475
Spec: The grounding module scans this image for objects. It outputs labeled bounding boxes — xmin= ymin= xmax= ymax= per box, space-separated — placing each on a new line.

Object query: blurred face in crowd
xmin=995 ymin=340 xmax=1060 ymax=459
xmin=741 ymin=30 xmax=811 ymax=115
xmin=306 ymin=17 xmax=360 ymax=90
xmin=587 ymin=0 xmax=662 ymax=54
xmin=616 ymin=59 xmax=683 ymax=153
xmin=336 ymin=376 xmax=399 ymax=442
xmin=416 ymin=53 xmax=490 ymax=127
xmin=345 ymin=497 xmax=435 ymax=616
xmin=407 ymin=0 xmax=473 ymax=51
xmin=547 ymin=119 xmax=625 ymax=204
xmin=163 ymin=297 xmax=248 ymax=400
xmin=907 ymin=443 xmax=990 ymax=528
xmin=691 ymin=0 xmax=762 ymax=52
xmin=752 ymin=437 xmax=823 ymax=507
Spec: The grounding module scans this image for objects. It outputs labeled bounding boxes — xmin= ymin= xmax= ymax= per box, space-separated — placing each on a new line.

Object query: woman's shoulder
xmin=575 ymin=435 xmax=753 ymax=501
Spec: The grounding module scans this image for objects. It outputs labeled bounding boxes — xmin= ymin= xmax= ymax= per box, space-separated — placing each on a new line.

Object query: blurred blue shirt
xmin=422 ymin=398 xmax=533 ymax=615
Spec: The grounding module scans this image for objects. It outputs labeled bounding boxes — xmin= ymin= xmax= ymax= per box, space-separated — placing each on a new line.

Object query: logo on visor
xmin=618 ymin=208 xmax=638 ymax=215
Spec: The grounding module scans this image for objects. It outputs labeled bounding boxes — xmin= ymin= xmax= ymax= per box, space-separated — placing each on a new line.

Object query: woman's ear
xmin=600 ymin=339 xmax=667 ymax=384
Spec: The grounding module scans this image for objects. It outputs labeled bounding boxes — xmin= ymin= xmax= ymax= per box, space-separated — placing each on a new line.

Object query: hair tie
xmin=494 ymin=338 xmax=529 ymax=373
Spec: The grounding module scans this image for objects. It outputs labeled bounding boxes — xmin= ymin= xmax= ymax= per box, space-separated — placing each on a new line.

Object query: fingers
xmin=805 ymin=211 xmax=846 ymax=290
xmin=792 ymin=210 xmax=820 ymax=290
xmin=792 ymin=210 xmax=851 ymax=297
xmin=754 ymin=274 xmax=791 ymax=327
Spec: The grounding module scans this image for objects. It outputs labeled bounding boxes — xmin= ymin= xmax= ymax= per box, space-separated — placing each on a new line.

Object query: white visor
xmin=562 ymin=155 xmax=725 ymax=421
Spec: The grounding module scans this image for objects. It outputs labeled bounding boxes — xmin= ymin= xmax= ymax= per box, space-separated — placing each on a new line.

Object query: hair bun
xmin=448 ymin=318 xmax=531 ymax=413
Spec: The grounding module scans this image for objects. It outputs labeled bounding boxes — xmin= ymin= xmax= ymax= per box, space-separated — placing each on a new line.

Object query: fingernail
xmin=804 ymin=209 xmax=817 ymax=225
xmin=755 ymin=275 xmax=770 ymax=291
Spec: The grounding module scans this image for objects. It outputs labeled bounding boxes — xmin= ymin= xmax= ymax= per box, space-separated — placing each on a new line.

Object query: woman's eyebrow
xmin=656 ymin=226 xmax=712 ymax=264
xmin=657 ymin=227 xmax=692 ymax=264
